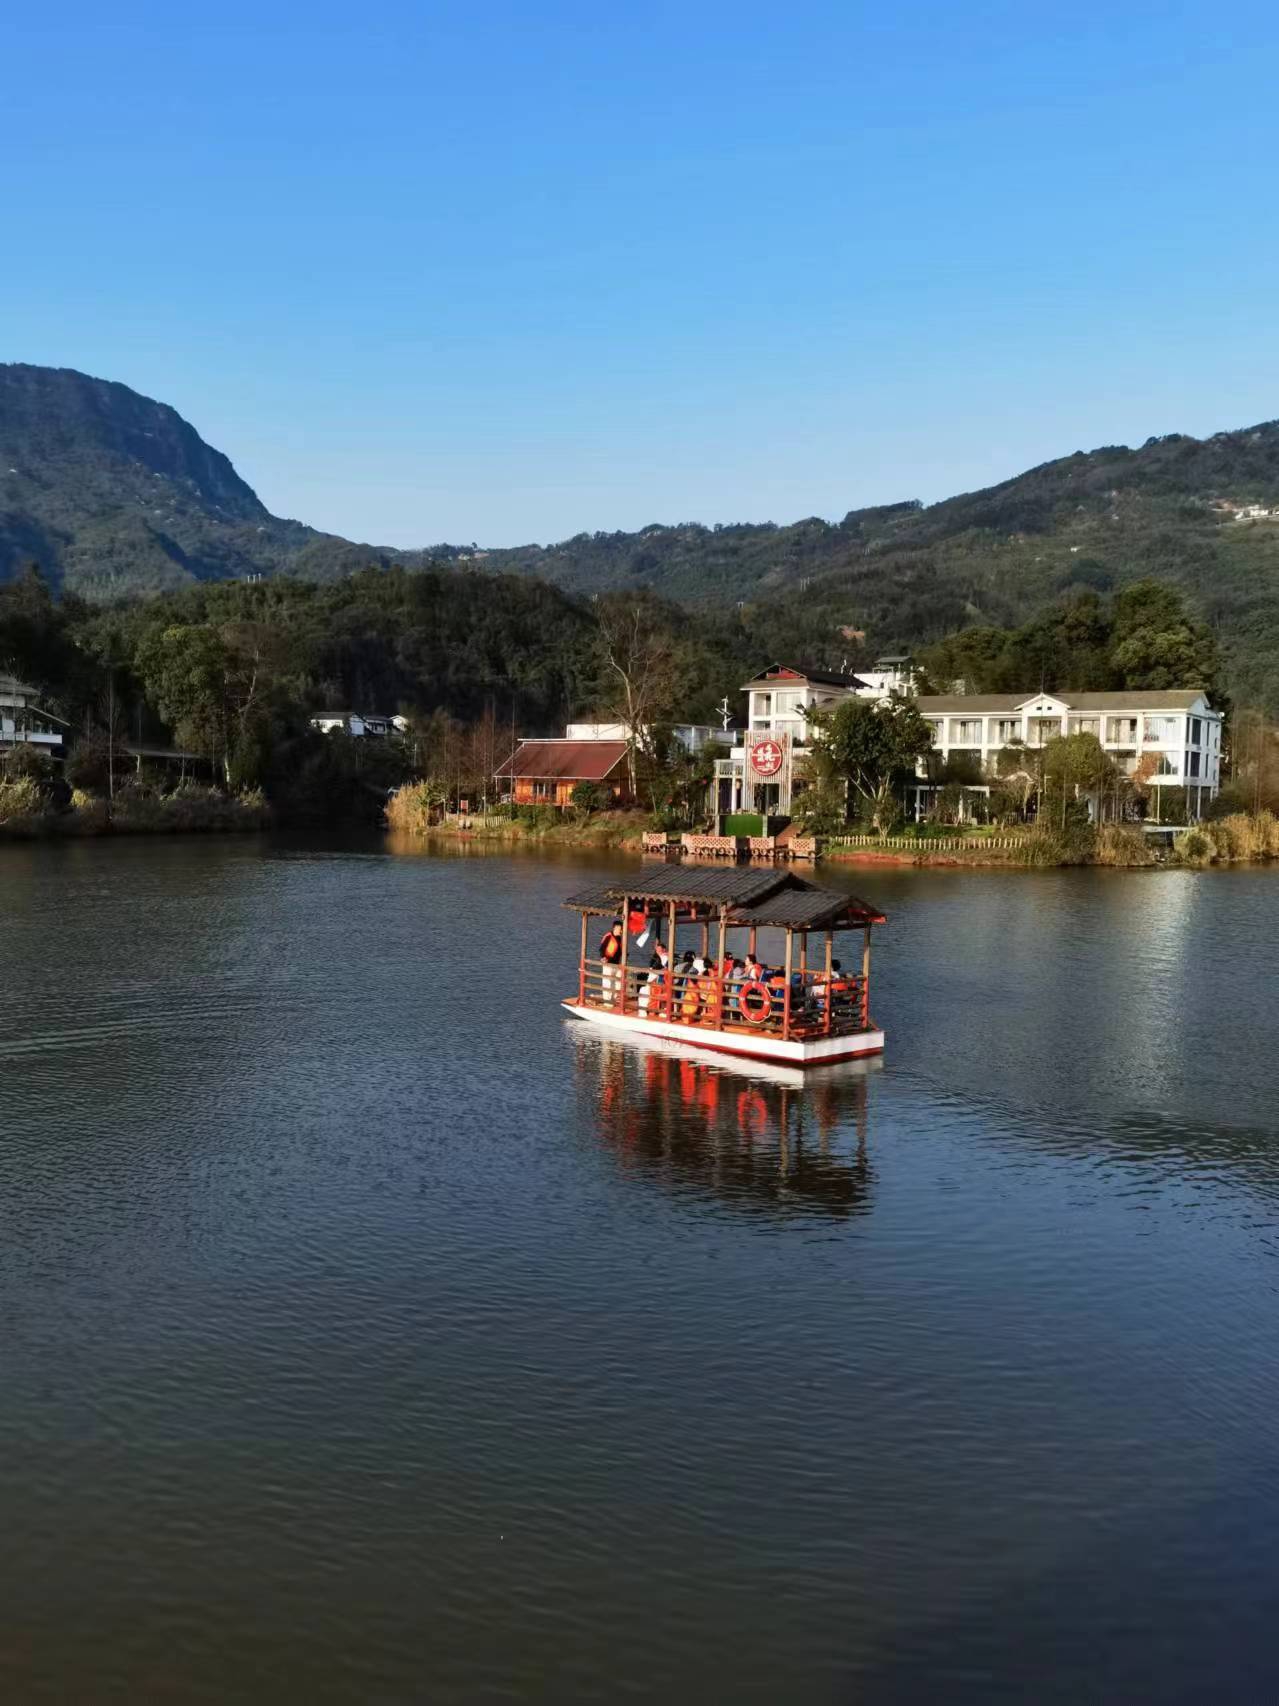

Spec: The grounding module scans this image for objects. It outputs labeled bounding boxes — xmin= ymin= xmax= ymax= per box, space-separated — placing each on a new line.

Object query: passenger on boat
xmin=679 ymin=958 xmax=703 ymax=1021
xmin=812 ymin=960 xmax=851 ymax=1019
xmin=723 ymin=955 xmax=743 ymax=1015
xmin=600 ymin=919 xmax=624 ymax=1003
xmin=699 ymin=963 xmax=721 ymax=1024
xmin=830 ymin=961 xmax=854 ymax=1018
xmin=644 ymin=953 xmax=668 ymax=1017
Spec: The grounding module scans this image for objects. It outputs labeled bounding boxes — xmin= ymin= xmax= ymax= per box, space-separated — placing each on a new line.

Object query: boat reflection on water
xmin=571 ymin=1026 xmax=879 ymax=1220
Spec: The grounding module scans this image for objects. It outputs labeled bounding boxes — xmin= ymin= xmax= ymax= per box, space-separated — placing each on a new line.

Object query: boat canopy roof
xmin=564 ymin=866 xmax=885 ymax=929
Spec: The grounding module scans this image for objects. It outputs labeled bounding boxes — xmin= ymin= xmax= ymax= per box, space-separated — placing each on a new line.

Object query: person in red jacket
xmin=599 ymin=919 xmax=624 ymax=1004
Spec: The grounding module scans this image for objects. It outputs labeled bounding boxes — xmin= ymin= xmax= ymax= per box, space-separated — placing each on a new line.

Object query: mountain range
xmin=4 ymin=361 xmax=1279 ymax=708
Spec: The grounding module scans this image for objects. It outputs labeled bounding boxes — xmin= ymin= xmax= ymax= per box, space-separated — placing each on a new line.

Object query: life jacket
xmin=600 ymin=931 xmax=622 ymax=962
xmin=700 ymin=975 xmax=721 ymax=1022
xmin=648 ymin=972 xmax=667 ymax=1015
xmin=680 ymin=979 xmax=702 ymax=1020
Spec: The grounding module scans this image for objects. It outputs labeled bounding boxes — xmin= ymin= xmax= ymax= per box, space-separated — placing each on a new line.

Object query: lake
xmin=2 ymin=836 xmax=1278 ymax=1703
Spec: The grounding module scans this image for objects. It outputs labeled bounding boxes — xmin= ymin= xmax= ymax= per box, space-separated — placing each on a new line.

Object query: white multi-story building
xmin=912 ymin=689 xmax=1222 ymax=820
xmin=0 ymin=672 xmax=68 ymax=759
xmin=714 ymin=664 xmax=862 ymax=815
xmin=711 ymin=666 xmax=1223 ymax=822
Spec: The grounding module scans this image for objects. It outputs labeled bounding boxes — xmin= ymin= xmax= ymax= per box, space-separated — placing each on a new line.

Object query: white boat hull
xmin=562 ymin=1001 xmax=885 ymax=1068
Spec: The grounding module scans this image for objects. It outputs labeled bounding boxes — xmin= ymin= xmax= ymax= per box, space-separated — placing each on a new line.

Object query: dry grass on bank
xmin=386 ymin=786 xmax=650 ymax=847
xmin=1093 ymin=824 xmax=1158 ymax=866
xmin=0 ymin=781 xmax=270 ymax=839
xmin=1175 ymin=811 xmax=1279 ymax=865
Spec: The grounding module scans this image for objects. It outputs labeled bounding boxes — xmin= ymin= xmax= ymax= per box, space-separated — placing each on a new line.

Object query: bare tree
xmin=595 ymin=599 xmax=678 ymax=795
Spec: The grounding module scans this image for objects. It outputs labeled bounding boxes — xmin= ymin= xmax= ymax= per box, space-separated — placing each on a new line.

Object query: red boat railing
xmin=577 ymin=958 xmax=870 ymax=1042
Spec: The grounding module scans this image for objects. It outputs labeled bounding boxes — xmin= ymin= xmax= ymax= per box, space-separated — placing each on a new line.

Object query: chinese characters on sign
xmin=749 ymin=738 xmax=784 ymax=777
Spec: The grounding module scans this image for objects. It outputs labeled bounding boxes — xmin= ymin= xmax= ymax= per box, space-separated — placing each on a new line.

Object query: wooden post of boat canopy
xmin=782 ymin=927 xmax=793 ymax=1041
xmin=748 ymin=924 xmax=757 ymax=960
xmin=619 ymin=894 xmax=629 ymax=1014
xmin=799 ymin=931 xmax=807 ymax=976
xmin=579 ymin=910 xmax=587 ymax=1004
xmin=700 ymin=918 xmax=709 ymax=960
xmin=824 ymin=929 xmax=833 ymax=1036
xmin=865 ymin=922 xmax=874 ymax=1026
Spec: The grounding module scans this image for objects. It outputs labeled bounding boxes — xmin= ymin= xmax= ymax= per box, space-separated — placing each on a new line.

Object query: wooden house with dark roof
xmin=496 ymin=737 xmax=632 ymax=809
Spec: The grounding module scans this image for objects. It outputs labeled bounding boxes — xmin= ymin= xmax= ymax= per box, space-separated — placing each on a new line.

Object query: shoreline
xmin=0 ymin=795 xmax=270 ymax=841
xmin=6 ymin=800 xmax=1275 ymax=870
xmin=412 ymin=811 xmax=1279 ymax=870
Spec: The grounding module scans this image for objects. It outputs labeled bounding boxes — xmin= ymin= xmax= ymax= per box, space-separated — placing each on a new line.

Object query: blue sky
xmin=5 ymin=1 xmax=1278 ymax=546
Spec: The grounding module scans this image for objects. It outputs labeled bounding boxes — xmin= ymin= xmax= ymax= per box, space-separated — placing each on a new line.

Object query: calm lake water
xmin=2 ymin=836 xmax=1278 ymax=1704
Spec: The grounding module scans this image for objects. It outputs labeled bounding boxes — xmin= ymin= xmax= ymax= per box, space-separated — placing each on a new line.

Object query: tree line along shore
xmin=1 ymin=559 xmax=1277 ymax=864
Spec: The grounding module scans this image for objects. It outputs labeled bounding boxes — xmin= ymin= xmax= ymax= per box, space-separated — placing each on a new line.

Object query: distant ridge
xmin=0 ymin=363 xmax=397 ymax=597
xmin=3 ymin=362 xmax=1278 ymax=706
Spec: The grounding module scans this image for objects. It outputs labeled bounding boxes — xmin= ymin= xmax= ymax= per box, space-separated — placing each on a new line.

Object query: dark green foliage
xmin=808 ymin=695 xmax=934 ymax=830
xmin=917 ymin=581 xmax=1221 ymax=701
xmin=7 ymin=360 xmax=1279 ymax=722
xmin=0 ymin=560 xmax=758 ymax=822
xmin=434 ymin=425 xmax=1279 ymax=711
xmin=570 ymin=780 xmax=606 ymax=814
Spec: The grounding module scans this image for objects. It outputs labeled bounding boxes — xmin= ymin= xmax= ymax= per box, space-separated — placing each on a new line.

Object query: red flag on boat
xmin=628 ymin=907 xmax=651 ymax=948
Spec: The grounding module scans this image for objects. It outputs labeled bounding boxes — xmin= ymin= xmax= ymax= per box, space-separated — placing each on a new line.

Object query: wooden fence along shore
xmin=825 ymin=834 xmax=1032 ymax=852
xmin=643 ymin=830 xmax=1034 ymax=861
xmin=643 ymin=831 xmax=819 ymax=862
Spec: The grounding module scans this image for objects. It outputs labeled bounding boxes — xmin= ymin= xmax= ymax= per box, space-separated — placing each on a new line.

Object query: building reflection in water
xmin=572 ymin=1028 xmax=879 ymax=1221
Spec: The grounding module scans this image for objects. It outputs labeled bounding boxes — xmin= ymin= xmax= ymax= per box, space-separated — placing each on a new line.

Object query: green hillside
xmin=4 ymin=362 xmax=1278 ymax=708
xmin=459 ymin=432 xmax=1279 ymax=709
xmin=0 ymin=363 xmax=398 ymax=598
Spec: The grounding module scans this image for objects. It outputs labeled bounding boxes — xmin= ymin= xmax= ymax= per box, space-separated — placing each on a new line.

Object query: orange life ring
xmin=740 ymin=980 xmax=772 ymax=1024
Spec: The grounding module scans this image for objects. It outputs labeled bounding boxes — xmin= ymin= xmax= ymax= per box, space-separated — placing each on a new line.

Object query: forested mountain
xmin=461 ymin=429 xmax=1279 ymax=709
xmin=5 ymin=362 xmax=1279 ymax=707
xmin=0 ymin=364 xmax=398 ymax=598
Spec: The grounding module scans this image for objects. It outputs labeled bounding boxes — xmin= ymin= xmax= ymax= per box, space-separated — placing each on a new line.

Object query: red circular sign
xmin=750 ymin=739 xmax=784 ymax=777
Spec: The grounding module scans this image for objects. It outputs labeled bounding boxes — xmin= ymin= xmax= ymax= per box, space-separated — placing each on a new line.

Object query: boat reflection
xmin=572 ymin=1027 xmax=879 ymax=1220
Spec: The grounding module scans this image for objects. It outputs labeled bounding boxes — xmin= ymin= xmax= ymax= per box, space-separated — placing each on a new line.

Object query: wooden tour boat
xmin=563 ymin=867 xmax=886 ymax=1069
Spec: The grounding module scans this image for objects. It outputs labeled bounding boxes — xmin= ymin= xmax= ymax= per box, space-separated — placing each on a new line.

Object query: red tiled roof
xmin=496 ymin=739 xmax=629 ymax=781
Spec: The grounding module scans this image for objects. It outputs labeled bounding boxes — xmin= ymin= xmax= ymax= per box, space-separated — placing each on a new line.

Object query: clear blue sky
xmin=5 ymin=1 xmax=1278 ymax=547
